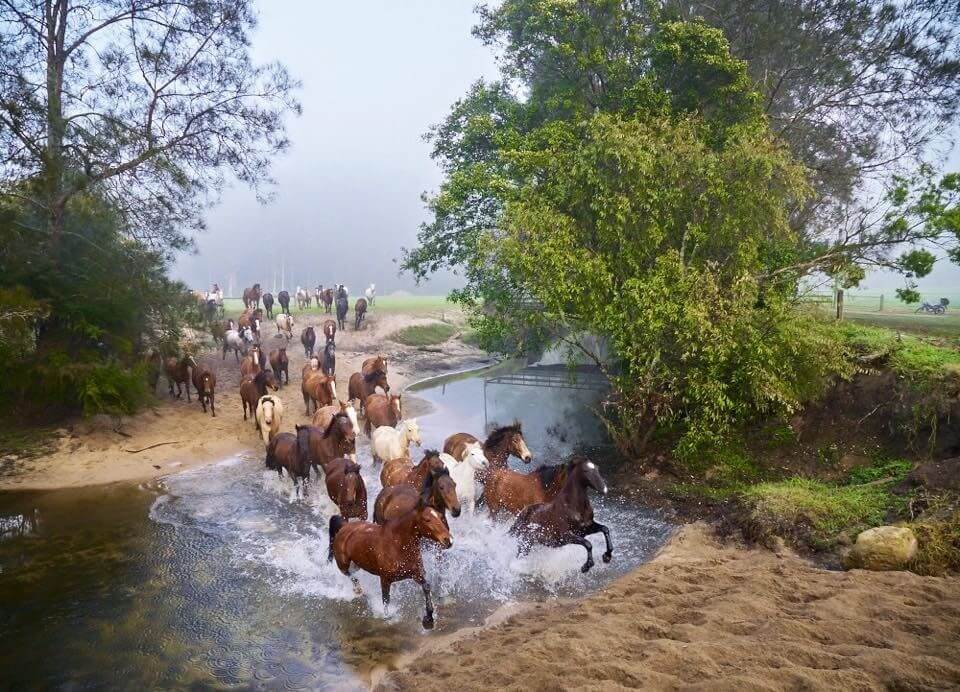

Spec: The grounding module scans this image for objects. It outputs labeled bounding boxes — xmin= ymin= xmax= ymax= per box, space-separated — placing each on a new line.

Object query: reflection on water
xmin=0 ymin=367 xmax=671 ymax=688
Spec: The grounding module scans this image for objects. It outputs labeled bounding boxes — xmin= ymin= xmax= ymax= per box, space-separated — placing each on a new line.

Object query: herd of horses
xmin=163 ymin=283 xmax=612 ymax=630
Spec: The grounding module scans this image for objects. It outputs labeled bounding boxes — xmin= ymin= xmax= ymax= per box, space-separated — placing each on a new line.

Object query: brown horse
xmin=510 ymin=457 xmax=612 ymax=573
xmin=238 ymin=308 xmax=263 ymax=341
xmin=301 ymin=372 xmax=336 ymax=415
xmin=242 ymin=283 xmax=262 ymax=310
xmin=301 ymin=356 xmax=321 ymax=381
xmin=164 ymin=355 xmax=197 ymax=400
xmin=239 ymin=344 xmax=264 ymax=378
xmin=322 ymin=318 xmax=336 ymax=344
xmin=301 ymin=326 xmax=316 ymax=358
xmin=380 ymin=449 xmax=443 ymax=488
xmin=363 ymin=393 xmax=402 ymax=435
xmin=347 ymin=369 xmax=389 ymax=416
xmin=321 ymin=288 xmax=334 ymax=313
xmin=324 ymin=457 xmax=367 ymax=520
xmin=484 ymin=462 xmax=569 ymax=515
xmin=374 ymin=464 xmax=460 ymax=524
xmin=443 ymin=422 xmax=533 ymax=474
xmin=265 ymin=428 xmax=312 ymax=496
xmin=296 ymin=415 xmax=356 ymax=477
xmin=240 ymin=370 xmax=279 ymax=422
xmin=268 ymin=347 xmax=289 ymax=386
xmin=190 ymin=365 xmax=216 ymax=417
xmin=312 ymin=400 xmax=359 ymax=437
xmin=361 ymin=354 xmax=387 ymax=377
xmin=354 ymin=297 xmax=367 ymax=329
xmin=328 ymin=500 xmax=451 ymax=629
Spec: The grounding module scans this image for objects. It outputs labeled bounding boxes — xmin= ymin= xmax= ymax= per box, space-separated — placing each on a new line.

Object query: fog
xmin=172 ymin=1 xmax=497 ymax=297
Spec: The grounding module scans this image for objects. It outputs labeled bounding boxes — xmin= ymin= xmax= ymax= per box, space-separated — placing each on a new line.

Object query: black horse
xmin=335 ymin=286 xmax=349 ymax=331
xmin=278 ymin=290 xmax=290 ymax=315
xmin=323 ymin=340 xmax=336 ymax=376
xmin=263 ymin=292 xmax=275 ymax=319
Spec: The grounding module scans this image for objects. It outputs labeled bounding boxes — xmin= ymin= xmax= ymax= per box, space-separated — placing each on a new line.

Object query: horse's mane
xmin=485 ymin=422 xmax=522 ymax=450
xmin=363 ymin=368 xmax=385 ymax=383
xmin=322 ymin=411 xmax=350 ymax=438
xmin=535 ymin=463 xmax=566 ymax=488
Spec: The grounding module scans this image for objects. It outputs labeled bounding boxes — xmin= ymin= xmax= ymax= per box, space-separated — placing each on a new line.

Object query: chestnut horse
xmin=484 ymin=462 xmax=570 ymax=515
xmin=301 ymin=326 xmax=316 ymax=358
xmin=190 ymin=364 xmax=216 ymax=416
xmin=322 ymin=318 xmax=336 ymax=344
xmin=321 ymin=287 xmax=334 ymax=313
xmin=296 ymin=415 xmax=356 ymax=477
xmin=347 ymin=369 xmax=389 ymax=416
xmin=301 ymin=356 xmax=320 ymax=381
xmin=374 ymin=464 xmax=460 ymax=524
xmin=242 ymin=283 xmax=261 ymax=310
xmin=324 ymin=457 xmax=367 ymax=520
xmin=265 ymin=428 xmax=312 ymax=496
xmin=268 ymin=347 xmax=289 ymax=386
xmin=510 ymin=457 xmax=612 ymax=573
xmin=362 ymin=355 xmax=387 ymax=377
xmin=240 ymin=370 xmax=279 ymax=422
xmin=164 ymin=355 xmax=197 ymax=400
xmin=277 ymin=290 xmax=290 ymax=314
xmin=354 ymin=297 xmax=367 ymax=330
xmin=262 ymin=292 xmax=275 ymax=319
xmin=301 ymin=372 xmax=336 ymax=415
xmin=329 ymin=500 xmax=451 ymax=629
xmin=363 ymin=393 xmax=402 ymax=436
xmin=380 ymin=449 xmax=443 ymax=488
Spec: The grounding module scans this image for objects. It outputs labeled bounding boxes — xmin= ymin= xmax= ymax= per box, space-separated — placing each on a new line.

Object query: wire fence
xmin=803 ymin=292 xmax=959 ymax=314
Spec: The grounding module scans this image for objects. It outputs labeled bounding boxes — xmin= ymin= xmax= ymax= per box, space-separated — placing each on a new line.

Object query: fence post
xmin=836 ymin=289 xmax=844 ymax=320
xmin=879 ymin=294 xmax=884 ymax=312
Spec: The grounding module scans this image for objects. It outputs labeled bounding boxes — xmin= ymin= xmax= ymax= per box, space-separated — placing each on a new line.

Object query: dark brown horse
xmin=380 ymin=449 xmax=443 ymax=488
xmin=190 ymin=364 xmax=216 ymax=417
xmin=262 ymin=292 xmax=275 ymax=319
xmin=374 ymin=464 xmax=460 ymax=524
xmin=240 ymin=370 xmax=279 ymax=422
xmin=301 ymin=372 xmax=336 ymax=415
xmin=484 ymin=462 xmax=569 ymax=515
xmin=277 ymin=289 xmax=290 ymax=314
xmin=361 ymin=354 xmax=387 ymax=377
xmin=322 ymin=318 xmax=336 ymax=344
xmin=296 ymin=415 xmax=356 ymax=477
xmin=335 ymin=287 xmax=348 ymax=331
xmin=347 ymin=369 xmax=389 ymax=414
xmin=265 ymin=428 xmax=312 ymax=496
xmin=242 ymin=283 xmax=261 ymax=310
xmin=321 ymin=288 xmax=334 ymax=313
xmin=354 ymin=297 xmax=367 ymax=329
xmin=301 ymin=326 xmax=316 ymax=358
xmin=164 ymin=355 xmax=197 ymax=400
xmin=322 ymin=340 xmax=336 ymax=377
xmin=268 ymin=347 xmax=289 ymax=386
xmin=510 ymin=457 xmax=613 ymax=573
xmin=324 ymin=457 xmax=367 ymax=520
xmin=329 ymin=500 xmax=451 ymax=629
xmin=363 ymin=393 xmax=402 ymax=435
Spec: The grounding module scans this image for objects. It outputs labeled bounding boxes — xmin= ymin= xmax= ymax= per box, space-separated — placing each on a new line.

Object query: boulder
xmin=843 ymin=526 xmax=918 ymax=571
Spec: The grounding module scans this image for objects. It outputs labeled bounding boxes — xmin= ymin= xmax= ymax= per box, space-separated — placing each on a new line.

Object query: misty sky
xmin=173 ymin=1 xmax=960 ymax=299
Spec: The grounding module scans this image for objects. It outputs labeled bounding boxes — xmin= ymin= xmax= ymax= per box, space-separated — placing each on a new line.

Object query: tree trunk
xmin=44 ymin=0 xmax=68 ymax=256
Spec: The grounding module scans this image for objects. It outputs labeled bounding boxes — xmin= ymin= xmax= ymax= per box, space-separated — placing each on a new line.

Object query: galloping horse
xmin=362 ymin=355 xmax=387 ymax=377
xmin=222 ymin=327 xmax=252 ymax=362
xmin=295 ymin=286 xmax=310 ymax=311
xmin=484 ymin=463 xmax=570 ymax=515
xmin=329 ymin=500 xmax=451 ymax=629
xmin=347 ymin=369 xmax=389 ymax=416
xmin=354 ymin=297 xmax=368 ymax=330
xmin=301 ymin=372 xmax=337 ymax=415
xmin=191 ymin=364 xmax=216 ymax=417
xmin=164 ymin=355 xmax=198 ymax=400
xmin=239 ymin=344 xmax=264 ymax=378
xmin=314 ymin=285 xmax=323 ymax=308
xmin=297 ymin=415 xmax=356 ymax=476
xmin=335 ymin=286 xmax=349 ymax=331
xmin=301 ymin=326 xmax=316 ymax=358
xmin=240 ymin=370 xmax=279 ymax=423
xmin=268 ymin=347 xmax=289 ymax=386
xmin=443 ymin=422 xmax=533 ymax=473
xmin=321 ymin=287 xmax=334 ymax=313
xmin=371 ymin=419 xmax=421 ymax=463
xmin=275 ymin=313 xmax=294 ymax=340
xmin=510 ymin=457 xmax=613 ymax=573
xmin=312 ymin=400 xmax=360 ymax=438
xmin=324 ymin=458 xmax=367 ymax=521
xmin=374 ymin=464 xmax=459 ymax=524
xmin=322 ymin=340 xmax=336 ymax=377
xmin=365 ymin=283 xmax=376 ymax=307
xmin=277 ymin=290 xmax=290 ymax=315
xmin=440 ymin=449 xmax=488 ymax=512
xmin=262 ymin=292 xmax=275 ymax=319
xmin=255 ymin=394 xmax=283 ymax=446
xmin=322 ymin=319 xmax=336 ymax=344
xmin=380 ymin=449 xmax=443 ymax=488
xmin=242 ymin=283 xmax=262 ymax=310
xmin=363 ymin=393 xmax=402 ymax=435
xmin=265 ymin=427 xmax=313 ymax=497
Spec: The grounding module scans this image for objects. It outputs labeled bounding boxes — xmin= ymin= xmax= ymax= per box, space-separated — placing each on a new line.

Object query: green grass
xmin=838 ymin=322 xmax=960 ymax=380
xmin=222 ymin=295 xmax=456 ymax=319
xmin=847 ymin=312 xmax=960 ymax=340
xmin=388 ymin=322 xmax=458 ymax=347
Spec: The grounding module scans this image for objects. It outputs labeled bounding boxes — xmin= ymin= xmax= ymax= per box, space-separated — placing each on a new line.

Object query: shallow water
xmin=0 ymin=367 xmax=671 ymax=689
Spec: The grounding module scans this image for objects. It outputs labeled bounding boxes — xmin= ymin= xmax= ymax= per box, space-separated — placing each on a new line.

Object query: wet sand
xmin=378 ymin=523 xmax=960 ymax=690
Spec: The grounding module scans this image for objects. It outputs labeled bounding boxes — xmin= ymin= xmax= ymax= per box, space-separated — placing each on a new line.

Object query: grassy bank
xmin=389 ymin=322 xmax=458 ymax=346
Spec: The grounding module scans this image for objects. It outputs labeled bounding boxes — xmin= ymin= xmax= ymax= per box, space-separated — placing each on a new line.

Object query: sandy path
xmin=0 ymin=309 xmax=489 ymax=491
xmin=378 ymin=524 xmax=960 ymax=691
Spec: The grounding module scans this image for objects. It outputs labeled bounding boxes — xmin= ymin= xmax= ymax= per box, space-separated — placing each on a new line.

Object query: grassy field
xmin=221 ymin=294 xmax=456 ymax=319
xmin=388 ymin=322 xmax=458 ymax=346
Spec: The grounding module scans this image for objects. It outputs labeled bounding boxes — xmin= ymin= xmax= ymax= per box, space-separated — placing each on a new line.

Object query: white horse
xmin=364 ymin=283 xmax=376 ymax=306
xmin=222 ymin=328 xmax=251 ymax=362
xmin=255 ymin=395 xmax=283 ymax=447
xmin=295 ymin=286 xmax=310 ymax=310
xmin=441 ymin=448 xmax=489 ymax=512
xmin=275 ymin=313 xmax=294 ymax=340
xmin=370 ymin=419 xmax=422 ymax=463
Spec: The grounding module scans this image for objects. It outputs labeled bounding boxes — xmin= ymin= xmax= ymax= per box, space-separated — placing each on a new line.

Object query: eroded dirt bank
xmin=378 ymin=523 xmax=960 ymax=691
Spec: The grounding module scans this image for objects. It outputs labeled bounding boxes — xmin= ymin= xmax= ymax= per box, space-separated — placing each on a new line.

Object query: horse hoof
xmin=422 ymin=615 xmax=435 ymax=630
xmin=581 ymin=560 xmax=594 ymax=574
xmin=602 ymin=551 xmax=613 ymax=563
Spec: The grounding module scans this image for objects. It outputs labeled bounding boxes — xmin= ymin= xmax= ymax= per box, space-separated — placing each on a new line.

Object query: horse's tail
xmin=328 ymin=515 xmax=347 ymax=562
xmin=265 ymin=440 xmax=278 ymax=470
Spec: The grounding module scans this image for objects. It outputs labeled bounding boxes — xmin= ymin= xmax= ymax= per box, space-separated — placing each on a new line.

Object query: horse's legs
xmin=584 ymin=521 xmax=613 ymax=562
xmin=184 ymin=379 xmax=191 ymax=402
xmin=380 ymin=577 xmax=391 ymax=609
xmin=415 ymin=574 xmax=435 ymax=629
xmin=563 ymin=532 xmax=595 ymax=573
xmin=210 ymin=394 xmax=216 ymax=417
xmin=243 ymin=400 xmax=248 ymax=421
xmin=303 ymin=392 xmax=310 ymax=415
xmin=167 ymin=377 xmax=174 ymax=397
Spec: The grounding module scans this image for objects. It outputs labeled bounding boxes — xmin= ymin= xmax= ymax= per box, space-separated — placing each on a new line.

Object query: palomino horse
xmin=312 ymin=400 xmax=360 ymax=438
xmin=242 ymin=283 xmax=261 ymax=310
xmin=321 ymin=287 xmax=334 ymax=313
xmin=297 ymin=415 xmax=356 ymax=477
xmin=301 ymin=372 xmax=337 ymax=415
xmin=164 ymin=355 xmax=198 ymax=400
xmin=363 ymin=393 xmax=402 ymax=436
xmin=440 ymin=449 xmax=488 ymax=512
xmin=240 ymin=370 xmax=279 ymax=423
xmin=255 ymin=394 xmax=283 ymax=447
xmin=262 ymin=292 xmax=275 ymax=319
xmin=277 ymin=290 xmax=290 ymax=314
xmin=335 ymin=287 xmax=348 ymax=331
xmin=322 ymin=340 xmax=336 ymax=377
xmin=354 ymin=298 xmax=367 ymax=330
xmin=371 ymin=419 xmax=421 ymax=463
xmin=275 ymin=313 xmax=294 ymax=340
xmin=322 ymin=319 xmax=336 ymax=344
xmin=301 ymin=326 xmax=316 ymax=358
xmin=324 ymin=458 xmax=367 ymax=521
xmin=190 ymin=364 xmax=216 ymax=416
xmin=380 ymin=449 xmax=443 ymax=488
xmin=374 ymin=464 xmax=460 ymax=524
xmin=296 ymin=286 xmax=310 ymax=311
xmin=347 ymin=369 xmax=389 ymax=416
xmin=268 ymin=347 xmax=289 ymax=386
xmin=329 ymin=500 xmax=451 ymax=629
xmin=510 ymin=457 xmax=613 ymax=573
xmin=365 ymin=283 xmax=376 ymax=307
xmin=265 ymin=428 xmax=312 ymax=497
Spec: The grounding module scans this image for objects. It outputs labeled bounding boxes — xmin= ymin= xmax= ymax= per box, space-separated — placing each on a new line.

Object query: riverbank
xmin=378 ymin=522 xmax=960 ymax=690
xmin=0 ymin=309 xmax=490 ymax=491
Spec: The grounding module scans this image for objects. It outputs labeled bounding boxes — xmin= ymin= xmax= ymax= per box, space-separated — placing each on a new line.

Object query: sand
xmin=0 ymin=310 xmax=489 ymax=491
xmin=378 ymin=523 xmax=960 ymax=691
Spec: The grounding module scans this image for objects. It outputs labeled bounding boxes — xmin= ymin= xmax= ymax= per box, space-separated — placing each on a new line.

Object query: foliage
xmin=837 ymin=323 xmax=960 ymax=381
xmin=907 ymin=508 xmax=960 ymax=576
xmin=389 ymin=323 xmax=458 ymax=347
xmin=845 ymin=459 xmax=913 ymax=486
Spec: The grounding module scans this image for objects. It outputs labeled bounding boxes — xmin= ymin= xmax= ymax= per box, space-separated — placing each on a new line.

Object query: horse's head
xmin=327 ymin=412 xmax=356 ymax=450
xmin=571 ymin=457 xmax=608 ymax=495
xmin=260 ymin=398 xmax=274 ymax=425
xmin=427 ymin=466 xmax=460 ymax=518
xmin=488 ymin=422 xmax=533 ymax=463
xmin=261 ymin=369 xmax=279 ymax=391
xmin=416 ymin=504 xmax=452 ymax=549
xmin=403 ymin=418 xmax=422 ymax=447
xmin=343 ymin=460 xmax=364 ymax=507
xmin=308 ymin=356 xmax=320 ymax=370
xmin=464 ymin=446 xmax=489 ymax=472
xmin=390 ymin=392 xmax=402 ymax=419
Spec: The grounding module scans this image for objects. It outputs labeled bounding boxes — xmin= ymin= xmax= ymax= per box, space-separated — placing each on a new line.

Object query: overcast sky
xmin=172 ymin=1 xmax=959 ymax=299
